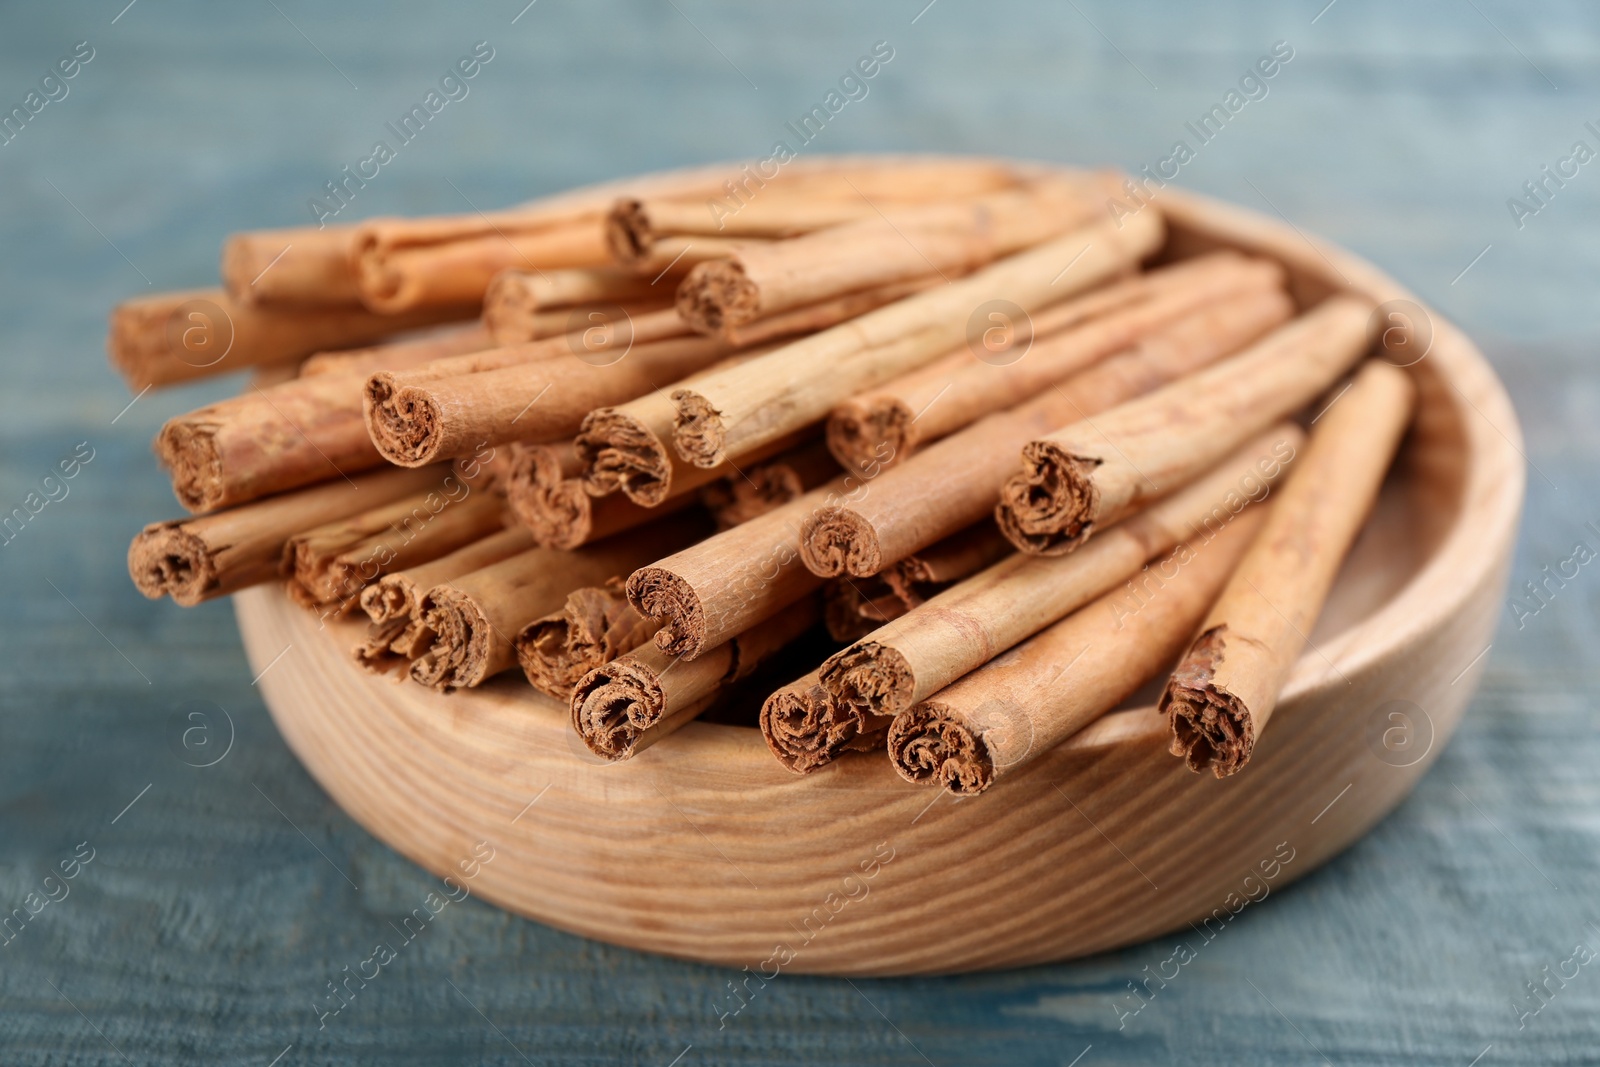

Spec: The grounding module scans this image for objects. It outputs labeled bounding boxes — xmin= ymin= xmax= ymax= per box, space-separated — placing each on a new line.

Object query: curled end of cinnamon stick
xmin=411 ymin=587 xmax=491 ymax=691
xmin=128 ymin=522 xmax=215 ymax=606
xmin=352 ymin=616 xmax=413 ymax=676
xmin=675 ymin=259 xmax=760 ymax=335
xmin=818 ymin=641 xmax=915 ymax=736
xmin=760 ymin=675 xmax=852 ymax=774
xmin=605 ymin=198 xmax=653 ymax=265
xmin=995 ymin=440 xmax=1102 ymax=556
xmin=156 ymin=417 xmax=225 ymax=513
xmin=670 ymin=389 xmax=727 ymax=470
xmin=626 ymin=566 xmax=706 ymax=659
xmin=506 ymin=446 xmax=591 ymax=548
xmin=517 ymin=581 xmax=657 ymax=700
xmin=825 ymin=397 xmax=914 ymax=477
xmin=570 ymin=656 xmax=666 ymax=761
xmin=1160 ymin=625 xmax=1255 ymax=778
xmin=798 ymin=506 xmax=882 ymax=578
xmin=887 ymin=703 xmax=995 ymax=795
xmin=575 ymin=408 xmax=673 ymax=506
xmin=352 ymin=225 xmax=407 ymax=314
xmin=359 ymin=574 xmax=416 ymax=625
xmin=482 ymin=270 xmax=542 ymax=345
xmin=364 ymin=373 xmax=445 ymax=468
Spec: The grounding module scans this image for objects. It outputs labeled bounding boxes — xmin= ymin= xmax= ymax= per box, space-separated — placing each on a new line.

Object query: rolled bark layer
xmin=625 ymin=480 xmax=851 ymax=660
xmin=822 ymin=523 xmax=1013 ymax=641
xmin=825 ymin=252 xmax=1286 ymax=473
xmin=666 ymin=210 xmax=1165 ymax=471
xmin=996 ymin=295 xmax=1375 ymax=556
xmin=574 ymin=601 xmax=819 ymax=761
xmin=483 ymin=266 xmax=677 ymax=344
xmin=365 ymin=334 xmax=735 ymax=468
xmin=354 ymin=210 xmax=611 ymax=313
xmin=515 ymin=578 xmax=660 ymax=700
xmin=606 ymin=196 xmax=880 ymax=262
xmin=221 ymin=225 xmax=362 ymax=306
xmin=108 ymin=288 xmax=469 ymax=390
xmin=800 ymin=428 xmax=1303 ymax=767
xmin=1162 ymin=361 xmax=1416 ymax=778
xmin=673 ymin=177 xmax=1110 ymax=334
xmin=888 ymin=510 xmax=1262 ymax=794
xmin=297 ymin=325 xmax=494 ymax=378
xmin=129 ymin=465 xmax=443 ymax=606
xmin=798 ymin=286 xmax=1294 ymax=580
xmin=504 ymin=437 xmax=698 ymax=549
xmin=353 ymin=526 xmax=533 ymax=675
xmin=284 ymin=483 xmax=506 ymax=613
xmin=411 ymin=510 xmax=708 ymax=691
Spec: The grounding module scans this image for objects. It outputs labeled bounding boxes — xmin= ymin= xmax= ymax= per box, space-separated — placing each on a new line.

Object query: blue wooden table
xmin=2 ymin=2 xmax=1597 ymax=1062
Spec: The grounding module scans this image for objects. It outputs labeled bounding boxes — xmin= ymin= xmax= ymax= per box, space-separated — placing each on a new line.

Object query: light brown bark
xmin=888 ymin=509 xmax=1262 ymax=794
xmin=825 ymin=252 xmax=1286 ymax=473
xmin=572 ymin=600 xmax=819 ymax=760
xmin=800 ymin=428 xmax=1302 ymax=767
xmin=128 ymin=465 xmax=444 ymax=606
xmin=673 ymin=176 xmax=1113 ymax=333
xmin=410 ymin=510 xmax=709 ymax=690
xmin=996 ymin=295 xmax=1376 ymax=555
xmin=666 ymin=210 xmax=1166 ymax=471
xmin=515 ymin=578 xmax=661 ymax=700
xmin=798 ymin=286 xmax=1296 ymax=579
xmin=220 ymin=224 xmax=362 ymax=306
xmin=1162 ymin=361 xmax=1416 ymax=777
xmin=108 ymin=288 xmax=470 ymax=390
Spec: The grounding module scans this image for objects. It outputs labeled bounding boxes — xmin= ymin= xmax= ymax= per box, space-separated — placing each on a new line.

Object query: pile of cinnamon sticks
xmin=119 ymin=159 xmax=1415 ymax=788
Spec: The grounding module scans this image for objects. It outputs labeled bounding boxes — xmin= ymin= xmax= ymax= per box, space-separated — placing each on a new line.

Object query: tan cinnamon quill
xmin=666 ymin=210 xmax=1165 ymax=472
xmin=129 ymin=465 xmax=443 ymax=606
xmin=108 ymin=288 xmax=468 ymax=390
xmin=798 ymin=286 xmax=1295 ymax=580
xmin=996 ymin=295 xmax=1376 ymax=555
xmin=800 ymin=429 xmax=1302 ymax=769
xmin=888 ymin=510 xmax=1262 ymax=794
xmin=1161 ymin=361 xmax=1416 ymax=777
xmin=572 ymin=600 xmax=819 ymax=761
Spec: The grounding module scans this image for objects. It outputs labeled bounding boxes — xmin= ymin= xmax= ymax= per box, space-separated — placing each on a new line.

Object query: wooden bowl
xmin=238 ymin=157 xmax=1524 ymax=976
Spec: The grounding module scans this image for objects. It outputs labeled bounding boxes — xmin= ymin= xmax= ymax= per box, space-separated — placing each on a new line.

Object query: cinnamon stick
xmin=515 ymin=578 xmax=660 ymax=701
xmin=572 ymin=599 xmax=820 ymax=761
xmin=1162 ymin=361 xmax=1416 ymax=778
xmin=607 ymin=196 xmax=880 ymax=261
xmin=129 ymin=465 xmax=443 ymax=606
xmin=483 ymin=267 xmax=676 ymax=344
xmin=797 ymin=286 xmax=1296 ymax=580
xmin=667 ymin=210 xmax=1165 ymax=471
xmin=354 ymin=210 xmax=611 ymax=313
xmin=504 ymin=439 xmax=695 ymax=549
xmin=673 ymin=177 xmax=1111 ymax=334
xmin=410 ymin=511 xmax=708 ymax=691
xmin=354 ymin=526 xmax=534 ymax=675
xmin=108 ymin=288 xmax=469 ymax=390
xmin=822 ymin=523 xmax=1013 ymax=641
xmin=888 ymin=510 xmax=1264 ymax=794
xmin=221 ymin=225 xmax=362 ymax=306
xmin=297 ymin=325 xmax=494 ymax=378
xmin=800 ymin=428 xmax=1303 ymax=769
xmin=365 ymin=333 xmax=737 ymax=467
xmin=574 ymin=282 xmax=940 ymax=507
xmin=825 ymin=252 xmax=1285 ymax=473
xmin=760 ymin=667 xmax=880 ymax=774
xmin=624 ymin=483 xmax=837 ymax=661
xmin=283 ymin=481 xmax=506 ymax=614
xmin=700 ymin=439 xmax=839 ymax=531
xmin=996 ymin=295 xmax=1376 ymax=556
